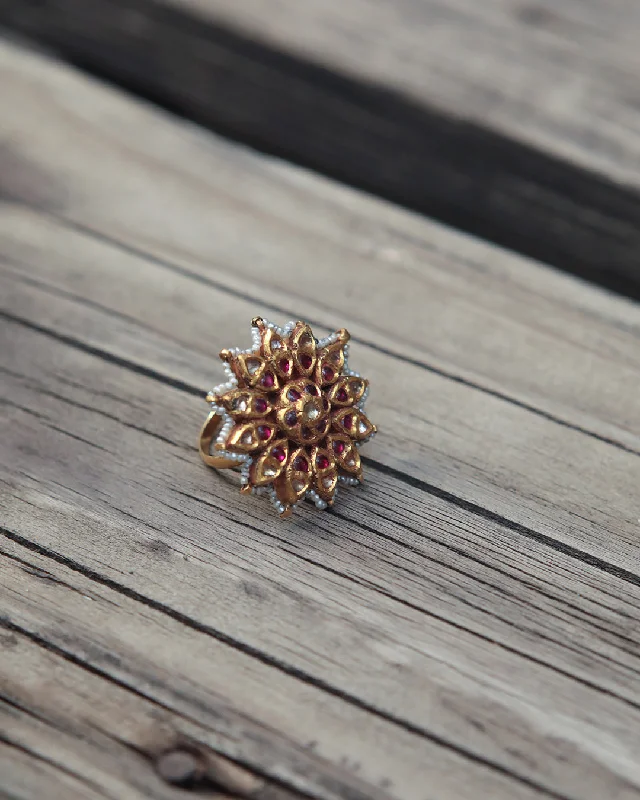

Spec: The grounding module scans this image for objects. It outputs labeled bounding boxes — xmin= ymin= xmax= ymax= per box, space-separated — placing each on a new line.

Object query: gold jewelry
xmin=199 ymin=318 xmax=376 ymax=518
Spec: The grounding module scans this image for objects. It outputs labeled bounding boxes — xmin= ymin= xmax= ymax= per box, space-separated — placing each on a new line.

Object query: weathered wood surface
xmin=1 ymin=0 xmax=640 ymax=298
xmin=2 ymin=40 xmax=640 ymax=800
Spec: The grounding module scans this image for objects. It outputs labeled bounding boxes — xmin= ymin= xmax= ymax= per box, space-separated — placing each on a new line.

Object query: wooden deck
xmin=1 ymin=4 xmax=640 ymax=799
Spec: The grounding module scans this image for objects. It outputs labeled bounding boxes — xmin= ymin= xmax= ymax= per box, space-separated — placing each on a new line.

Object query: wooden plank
xmin=1 ymin=538 xmax=549 ymax=800
xmin=4 ymin=214 xmax=640 ymax=576
xmin=1 ymin=41 xmax=639 ymax=569
xmin=2 ymin=40 xmax=640 ymax=800
xmin=3 ymin=282 xmax=640 ymax=800
xmin=0 ymin=597 xmax=361 ymax=800
xmin=2 ymin=314 xmax=640 ymax=704
xmin=1 ymin=0 xmax=640 ymax=297
xmin=176 ymin=0 xmax=640 ymax=186
xmin=3 ymin=335 xmax=640 ymax=800
xmin=0 ymin=739 xmax=109 ymax=800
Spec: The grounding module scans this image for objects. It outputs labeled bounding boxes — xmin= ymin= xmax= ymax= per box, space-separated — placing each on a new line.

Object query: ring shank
xmin=198 ymin=410 xmax=239 ymax=470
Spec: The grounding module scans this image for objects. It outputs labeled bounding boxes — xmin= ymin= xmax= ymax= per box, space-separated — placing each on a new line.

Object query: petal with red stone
xmin=331 ymin=408 xmax=375 ymax=442
xmin=224 ymin=420 xmax=274 ymax=453
xmin=328 ymin=376 xmax=368 ymax=407
xmin=249 ymin=439 xmax=289 ymax=486
xmin=326 ymin=434 xmax=362 ymax=478
xmin=311 ymin=446 xmax=338 ymax=502
xmin=275 ymin=446 xmax=314 ymax=506
xmin=230 ymin=353 xmax=267 ymax=387
xmin=288 ymin=322 xmax=317 ymax=376
xmin=315 ymin=339 xmax=348 ymax=386
xmin=217 ymin=389 xmax=273 ymax=418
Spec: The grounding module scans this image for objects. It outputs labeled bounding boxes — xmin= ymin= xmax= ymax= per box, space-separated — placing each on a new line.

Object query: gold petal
xmin=261 ymin=326 xmax=286 ymax=359
xmin=327 ymin=376 xmax=368 ymax=407
xmin=326 ymin=434 xmax=362 ymax=476
xmin=311 ymin=446 xmax=338 ymax=502
xmin=331 ymin=409 xmax=376 ymax=442
xmin=249 ymin=439 xmax=289 ymax=486
xmin=224 ymin=420 xmax=275 ymax=453
xmin=315 ymin=341 xmax=346 ymax=386
xmin=273 ymin=350 xmax=294 ymax=379
xmin=230 ymin=353 xmax=266 ymax=387
xmin=288 ymin=322 xmax=317 ymax=376
xmin=259 ymin=327 xmax=294 ymax=379
xmin=346 ymin=376 xmax=367 ymax=403
xmin=350 ymin=410 xmax=376 ymax=442
xmin=274 ymin=447 xmax=313 ymax=505
xmin=218 ymin=389 xmax=273 ymax=418
xmin=275 ymin=406 xmax=303 ymax=438
xmin=274 ymin=378 xmax=307 ymax=410
xmin=254 ymin=367 xmax=280 ymax=393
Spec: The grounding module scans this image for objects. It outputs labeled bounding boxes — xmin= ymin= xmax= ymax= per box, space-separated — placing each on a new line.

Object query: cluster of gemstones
xmin=206 ymin=317 xmax=376 ymax=517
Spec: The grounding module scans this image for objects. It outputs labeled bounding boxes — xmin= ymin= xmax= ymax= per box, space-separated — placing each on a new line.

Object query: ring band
xmin=198 ymin=410 xmax=237 ymax=470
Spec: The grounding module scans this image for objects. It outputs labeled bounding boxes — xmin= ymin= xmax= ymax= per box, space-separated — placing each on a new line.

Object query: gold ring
xmin=199 ymin=317 xmax=376 ymax=518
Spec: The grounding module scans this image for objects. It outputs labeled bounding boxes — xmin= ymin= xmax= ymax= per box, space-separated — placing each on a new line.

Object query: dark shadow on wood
xmin=2 ymin=0 xmax=640 ymax=300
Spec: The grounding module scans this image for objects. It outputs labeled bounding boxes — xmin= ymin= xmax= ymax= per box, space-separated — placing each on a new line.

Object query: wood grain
xmin=2 ymin=39 xmax=640 ymax=800
xmin=1 ymin=0 xmax=640 ymax=296
xmin=3 ymin=322 xmax=640 ymax=799
xmin=1 ymin=41 xmax=639 ymax=569
xmin=1 ymin=534 xmax=550 ymax=800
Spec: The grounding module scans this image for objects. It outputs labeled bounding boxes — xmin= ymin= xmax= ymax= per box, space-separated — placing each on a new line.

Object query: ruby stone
xmin=257 ymin=425 xmax=272 ymax=441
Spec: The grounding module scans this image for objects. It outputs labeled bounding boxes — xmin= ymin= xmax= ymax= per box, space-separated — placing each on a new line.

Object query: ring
xmin=199 ymin=317 xmax=376 ymax=518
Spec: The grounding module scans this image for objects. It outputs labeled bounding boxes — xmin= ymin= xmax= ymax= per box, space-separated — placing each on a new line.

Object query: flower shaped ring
xmin=199 ymin=317 xmax=376 ymax=518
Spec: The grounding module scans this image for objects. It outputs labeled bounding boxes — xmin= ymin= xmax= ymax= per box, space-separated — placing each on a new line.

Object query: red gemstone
xmin=287 ymin=388 xmax=301 ymax=402
xmin=280 ymin=358 xmax=291 ymax=373
xmin=300 ymin=354 xmax=313 ymax=370
xmin=336 ymin=388 xmax=349 ymax=402
xmin=293 ymin=455 xmax=309 ymax=472
xmin=272 ymin=446 xmax=286 ymax=462
xmin=306 ymin=383 xmax=319 ymax=396
xmin=261 ymin=372 xmax=275 ymax=388
xmin=285 ymin=410 xmax=298 ymax=426
xmin=316 ymin=454 xmax=330 ymax=470
xmin=333 ymin=441 xmax=346 ymax=454
xmin=257 ymin=425 xmax=272 ymax=440
xmin=302 ymin=427 xmax=314 ymax=440
xmin=254 ymin=398 xmax=268 ymax=413
xmin=322 ymin=366 xmax=335 ymax=382
xmin=343 ymin=414 xmax=353 ymax=430
xmin=316 ymin=420 xmax=327 ymax=432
